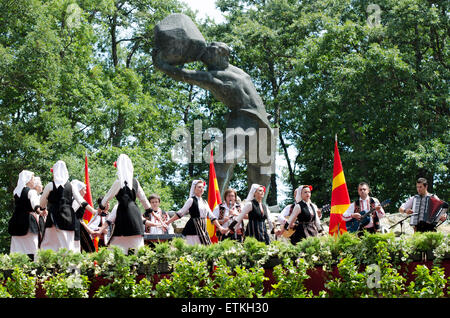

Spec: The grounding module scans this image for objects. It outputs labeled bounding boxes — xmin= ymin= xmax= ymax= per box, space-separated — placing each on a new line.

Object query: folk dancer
xmin=40 ymin=161 xmax=97 ymax=252
xmin=279 ymin=185 xmax=323 ymax=244
xmin=228 ymin=184 xmax=274 ymax=245
xmin=95 ymin=154 xmax=154 ymax=254
xmin=71 ymin=180 xmax=97 ymax=252
xmin=165 ymin=180 xmax=228 ymax=245
xmin=8 ymin=170 xmax=46 ymax=260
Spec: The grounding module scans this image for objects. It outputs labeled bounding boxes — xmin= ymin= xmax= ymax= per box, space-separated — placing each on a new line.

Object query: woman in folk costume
xmin=71 ymin=180 xmax=97 ymax=252
xmin=32 ymin=176 xmax=46 ymax=247
xmin=212 ymin=188 xmax=243 ymax=242
xmin=228 ymin=184 xmax=274 ymax=245
xmin=281 ymin=185 xmax=323 ymax=244
xmin=95 ymin=154 xmax=154 ymax=254
xmin=40 ymin=161 xmax=97 ymax=252
xmin=165 ymin=180 xmax=228 ymax=245
xmin=8 ymin=170 xmax=45 ymax=260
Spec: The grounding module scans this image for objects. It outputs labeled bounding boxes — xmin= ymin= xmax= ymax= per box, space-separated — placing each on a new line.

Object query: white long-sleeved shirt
xmin=234 ymin=201 xmax=274 ymax=232
xmin=278 ymin=204 xmax=295 ymax=225
xmin=101 ymin=179 xmax=151 ymax=211
xmin=40 ymin=182 xmax=86 ymax=209
xmin=287 ymin=201 xmax=322 ymax=231
xmin=342 ymin=196 xmax=385 ymax=228
xmin=176 ymin=196 xmax=216 ymax=220
xmin=26 ymin=188 xmax=41 ymax=211
xmin=212 ymin=202 xmax=242 ymax=229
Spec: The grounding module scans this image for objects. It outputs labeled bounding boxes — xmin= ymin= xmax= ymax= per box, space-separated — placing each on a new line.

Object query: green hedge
xmin=0 ymin=232 xmax=448 ymax=298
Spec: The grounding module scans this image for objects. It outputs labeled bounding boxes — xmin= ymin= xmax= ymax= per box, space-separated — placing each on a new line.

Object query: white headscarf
xmin=52 ymin=160 xmax=69 ymax=188
xmin=295 ymin=185 xmax=313 ymax=203
xmin=13 ymin=170 xmax=34 ymax=197
xmin=116 ymin=154 xmax=133 ymax=189
xmin=34 ymin=177 xmax=42 ymax=187
xmin=245 ymin=184 xmax=265 ymax=202
xmin=189 ymin=179 xmax=205 ymax=198
xmin=71 ymin=179 xmax=86 ymax=193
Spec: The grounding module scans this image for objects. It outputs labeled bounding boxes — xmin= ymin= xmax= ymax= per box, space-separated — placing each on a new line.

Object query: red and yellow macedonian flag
xmin=329 ymin=135 xmax=349 ymax=236
xmin=207 ymin=149 xmax=222 ymax=243
xmin=82 ymin=152 xmax=99 ymax=251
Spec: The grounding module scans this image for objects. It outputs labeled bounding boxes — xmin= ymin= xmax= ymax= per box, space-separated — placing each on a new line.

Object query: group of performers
xmin=8 ymin=154 xmax=448 ymax=259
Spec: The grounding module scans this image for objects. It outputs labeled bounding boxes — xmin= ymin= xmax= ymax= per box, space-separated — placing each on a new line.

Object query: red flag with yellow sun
xmin=329 ymin=135 xmax=349 ymax=236
xmin=207 ymin=149 xmax=221 ymax=243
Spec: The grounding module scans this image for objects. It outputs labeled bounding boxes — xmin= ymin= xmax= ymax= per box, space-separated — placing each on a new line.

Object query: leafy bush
xmin=154 ymin=256 xmax=213 ymax=298
xmin=43 ymin=273 xmax=90 ymax=298
xmin=406 ymin=265 xmax=448 ymax=298
xmin=266 ymin=258 xmax=313 ymax=298
xmin=5 ymin=266 xmax=36 ymax=298
xmin=326 ymin=256 xmax=370 ymax=298
xmin=212 ymin=258 xmax=268 ymax=298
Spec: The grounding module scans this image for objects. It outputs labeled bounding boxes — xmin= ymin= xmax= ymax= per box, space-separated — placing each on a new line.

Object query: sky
xmin=181 ymin=0 xmax=226 ymax=23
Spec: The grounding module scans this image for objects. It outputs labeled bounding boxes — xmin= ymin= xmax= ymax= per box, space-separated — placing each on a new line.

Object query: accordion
xmin=411 ymin=195 xmax=448 ymax=229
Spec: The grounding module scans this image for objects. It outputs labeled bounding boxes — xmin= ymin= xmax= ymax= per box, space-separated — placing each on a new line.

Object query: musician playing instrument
xmin=143 ymin=194 xmax=173 ymax=235
xmin=279 ymin=185 xmax=323 ymax=244
xmin=343 ymin=182 xmax=385 ymax=234
xmin=276 ymin=188 xmax=299 ymax=230
xmin=212 ymin=188 xmax=243 ymax=242
xmin=399 ymin=178 xmax=447 ymax=232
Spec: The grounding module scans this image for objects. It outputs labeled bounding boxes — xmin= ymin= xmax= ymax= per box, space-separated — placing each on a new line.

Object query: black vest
xmin=73 ymin=205 xmax=85 ymax=241
xmin=111 ymin=179 xmax=144 ymax=237
xmin=245 ymin=199 xmax=270 ymax=244
xmin=46 ymin=181 xmax=76 ymax=231
xmin=297 ymin=201 xmax=316 ymax=222
xmin=182 ymin=196 xmax=201 ymax=236
xmin=8 ymin=187 xmax=39 ymax=236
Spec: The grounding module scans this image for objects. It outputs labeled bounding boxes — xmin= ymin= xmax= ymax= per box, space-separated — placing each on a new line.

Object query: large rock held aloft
xmin=153 ymin=13 xmax=206 ymax=65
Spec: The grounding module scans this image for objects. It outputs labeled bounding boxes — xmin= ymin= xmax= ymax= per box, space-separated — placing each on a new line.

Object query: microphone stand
xmin=389 ymin=213 xmax=417 ymax=235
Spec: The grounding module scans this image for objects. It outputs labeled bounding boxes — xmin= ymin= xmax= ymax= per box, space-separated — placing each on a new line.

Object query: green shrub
xmin=326 ymin=256 xmax=370 ymax=298
xmin=212 ymin=258 xmax=268 ymax=298
xmin=266 ymin=258 xmax=312 ymax=298
xmin=154 ymin=256 xmax=213 ymax=298
xmin=5 ymin=266 xmax=36 ymax=298
xmin=43 ymin=273 xmax=90 ymax=298
xmin=406 ymin=265 xmax=448 ymax=298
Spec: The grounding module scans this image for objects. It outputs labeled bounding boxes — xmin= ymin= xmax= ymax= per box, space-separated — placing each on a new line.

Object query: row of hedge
xmin=0 ymin=232 xmax=449 ymax=298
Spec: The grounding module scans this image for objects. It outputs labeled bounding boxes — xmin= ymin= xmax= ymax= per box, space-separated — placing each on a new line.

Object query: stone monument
xmin=153 ymin=13 xmax=275 ymax=198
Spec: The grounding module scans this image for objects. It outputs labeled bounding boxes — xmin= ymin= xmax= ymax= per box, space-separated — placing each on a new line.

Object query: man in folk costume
xmin=40 ymin=161 xmax=97 ymax=252
xmin=279 ymin=185 xmax=323 ymax=244
xmin=228 ymin=184 xmax=274 ymax=245
xmin=343 ymin=182 xmax=385 ymax=234
xmin=399 ymin=178 xmax=447 ymax=232
xmin=8 ymin=170 xmax=46 ymax=260
xmin=165 ymin=179 xmax=228 ymax=245
xmin=71 ymin=180 xmax=97 ymax=252
xmin=95 ymin=154 xmax=154 ymax=254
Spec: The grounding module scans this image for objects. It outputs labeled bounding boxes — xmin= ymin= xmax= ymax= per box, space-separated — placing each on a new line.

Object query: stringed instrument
xmin=282 ymin=203 xmax=331 ymax=238
xmin=346 ymin=199 xmax=391 ymax=233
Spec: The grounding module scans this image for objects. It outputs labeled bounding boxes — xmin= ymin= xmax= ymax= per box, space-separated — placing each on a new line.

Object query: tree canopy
xmin=0 ymin=0 xmax=448 ymax=253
